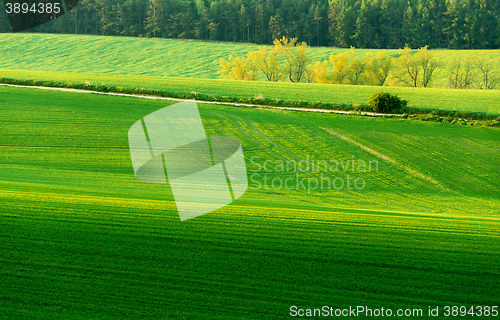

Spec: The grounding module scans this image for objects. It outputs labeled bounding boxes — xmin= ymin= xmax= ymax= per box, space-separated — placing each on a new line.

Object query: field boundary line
xmin=0 ymin=83 xmax=399 ymax=117
xmin=323 ymin=127 xmax=444 ymax=189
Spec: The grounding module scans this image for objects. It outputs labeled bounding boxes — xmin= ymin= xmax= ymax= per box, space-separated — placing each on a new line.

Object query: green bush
xmin=368 ymin=91 xmax=408 ymax=114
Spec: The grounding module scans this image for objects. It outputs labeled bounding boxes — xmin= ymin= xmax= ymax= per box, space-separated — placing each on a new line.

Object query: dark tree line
xmin=1 ymin=0 xmax=499 ymax=49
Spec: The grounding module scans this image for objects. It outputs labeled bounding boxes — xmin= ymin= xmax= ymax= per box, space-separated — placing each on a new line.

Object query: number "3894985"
xmin=5 ymin=2 xmax=61 ymax=14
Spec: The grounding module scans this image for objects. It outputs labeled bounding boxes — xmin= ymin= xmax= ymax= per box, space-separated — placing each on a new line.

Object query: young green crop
xmin=0 ymin=33 xmax=499 ymax=87
xmin=1 ymin=86 xmax=499 ymax=319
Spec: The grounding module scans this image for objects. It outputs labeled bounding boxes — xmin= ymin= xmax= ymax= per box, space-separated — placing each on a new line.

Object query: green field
xmin=0 ymin=33 xmax=395 ymax=79
xmin=2 ymin=69 xmax=500 ymax=117
xmin=1 ymin=85 xmax=499 ymax=319
xmin=1 ymin=34 xmax=500 ymax=117
xmin=1 ymin=33 xmax=499 ymax=87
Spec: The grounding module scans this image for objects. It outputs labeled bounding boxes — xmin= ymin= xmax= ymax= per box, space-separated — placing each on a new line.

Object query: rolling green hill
xmin=1 ymin=85 xmax=499 ymax=318
xmin=1 ymin=33 xmax=499 ymax=88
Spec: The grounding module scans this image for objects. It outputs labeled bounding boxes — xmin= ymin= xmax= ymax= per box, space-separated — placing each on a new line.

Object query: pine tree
xmin=145 ymin=0 xmax=164 ymax=37
xmin=444 ymin=0 xmax=466 ymax=49
xmin=352 ymin=0 xmax=371 ymax=48
xmin=269 ymin=13 xmax=285 ymax=41
xmin=402 ymin=4 xmax=416 ymax=47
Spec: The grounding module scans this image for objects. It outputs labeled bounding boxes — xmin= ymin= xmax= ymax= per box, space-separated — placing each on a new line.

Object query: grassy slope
xmin=0 ymin=33 xmax=387 ymax=79
xmin=1 ymin=33 xmax=499 ymax=86
xmin=1 ymin=86 xmax=499 ymax=319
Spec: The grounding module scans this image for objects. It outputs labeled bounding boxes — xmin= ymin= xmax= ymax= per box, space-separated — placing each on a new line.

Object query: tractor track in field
xmin=324 ymin=127 xmax=444 ymax=189
xmin=0 ymin=83 xmax=399 ymax=117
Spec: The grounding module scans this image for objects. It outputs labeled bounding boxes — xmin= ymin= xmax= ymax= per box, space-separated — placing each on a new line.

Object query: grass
xmin=0 ymin=33 xmax=396 ymax=79
xmin=1 ymin=33 xmax=499 ymax=118
xmin=1 ymin=85 xmax=499 ymax=319
xmin=2 ymin=69 xmax=500 ymax=118
xmin=0 ymin=33 xmax=499 ymax=86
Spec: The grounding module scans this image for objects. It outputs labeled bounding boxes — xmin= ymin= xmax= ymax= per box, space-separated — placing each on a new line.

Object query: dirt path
xmin=324 ymin=127 xmax=444 ymax=189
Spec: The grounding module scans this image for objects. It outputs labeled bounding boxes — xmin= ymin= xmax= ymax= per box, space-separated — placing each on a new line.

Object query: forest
xmin=1 ymin=0 xmax=499 ymax=49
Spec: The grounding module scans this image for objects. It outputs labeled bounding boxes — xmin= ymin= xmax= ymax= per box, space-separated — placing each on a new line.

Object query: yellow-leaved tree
xmin=393 ymin=46 xmax=437 ymax=87
xmin=310 ymin=47 xmax=366 ymax=85
xmin=364 ymin=51 xmax=393 ymax=86
xmin=347 ymin=47 xmax=365 ymax=85
xmin=219 ymin=36 xmax=310 ymax=83
xmin=273 ymin=36 xmax=310 ymax=83
xmin=329 ymin=51 xmax=351 ymax=84
xmin=218 ymin=54 xmax=258 ymax=80
xmin=393 ymin=46 xmax=419 ymax=87
xmin=310 ymin=60 xmax=331 ymax=83
xmin=252 ymin=46 xmax=282 ymax=82
xmin=415 ymin=46 xmax=438 ymax=88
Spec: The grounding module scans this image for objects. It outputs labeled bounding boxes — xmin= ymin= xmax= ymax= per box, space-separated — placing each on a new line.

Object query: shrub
xmin=368 ymin=91 xmax=408 ymax=114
